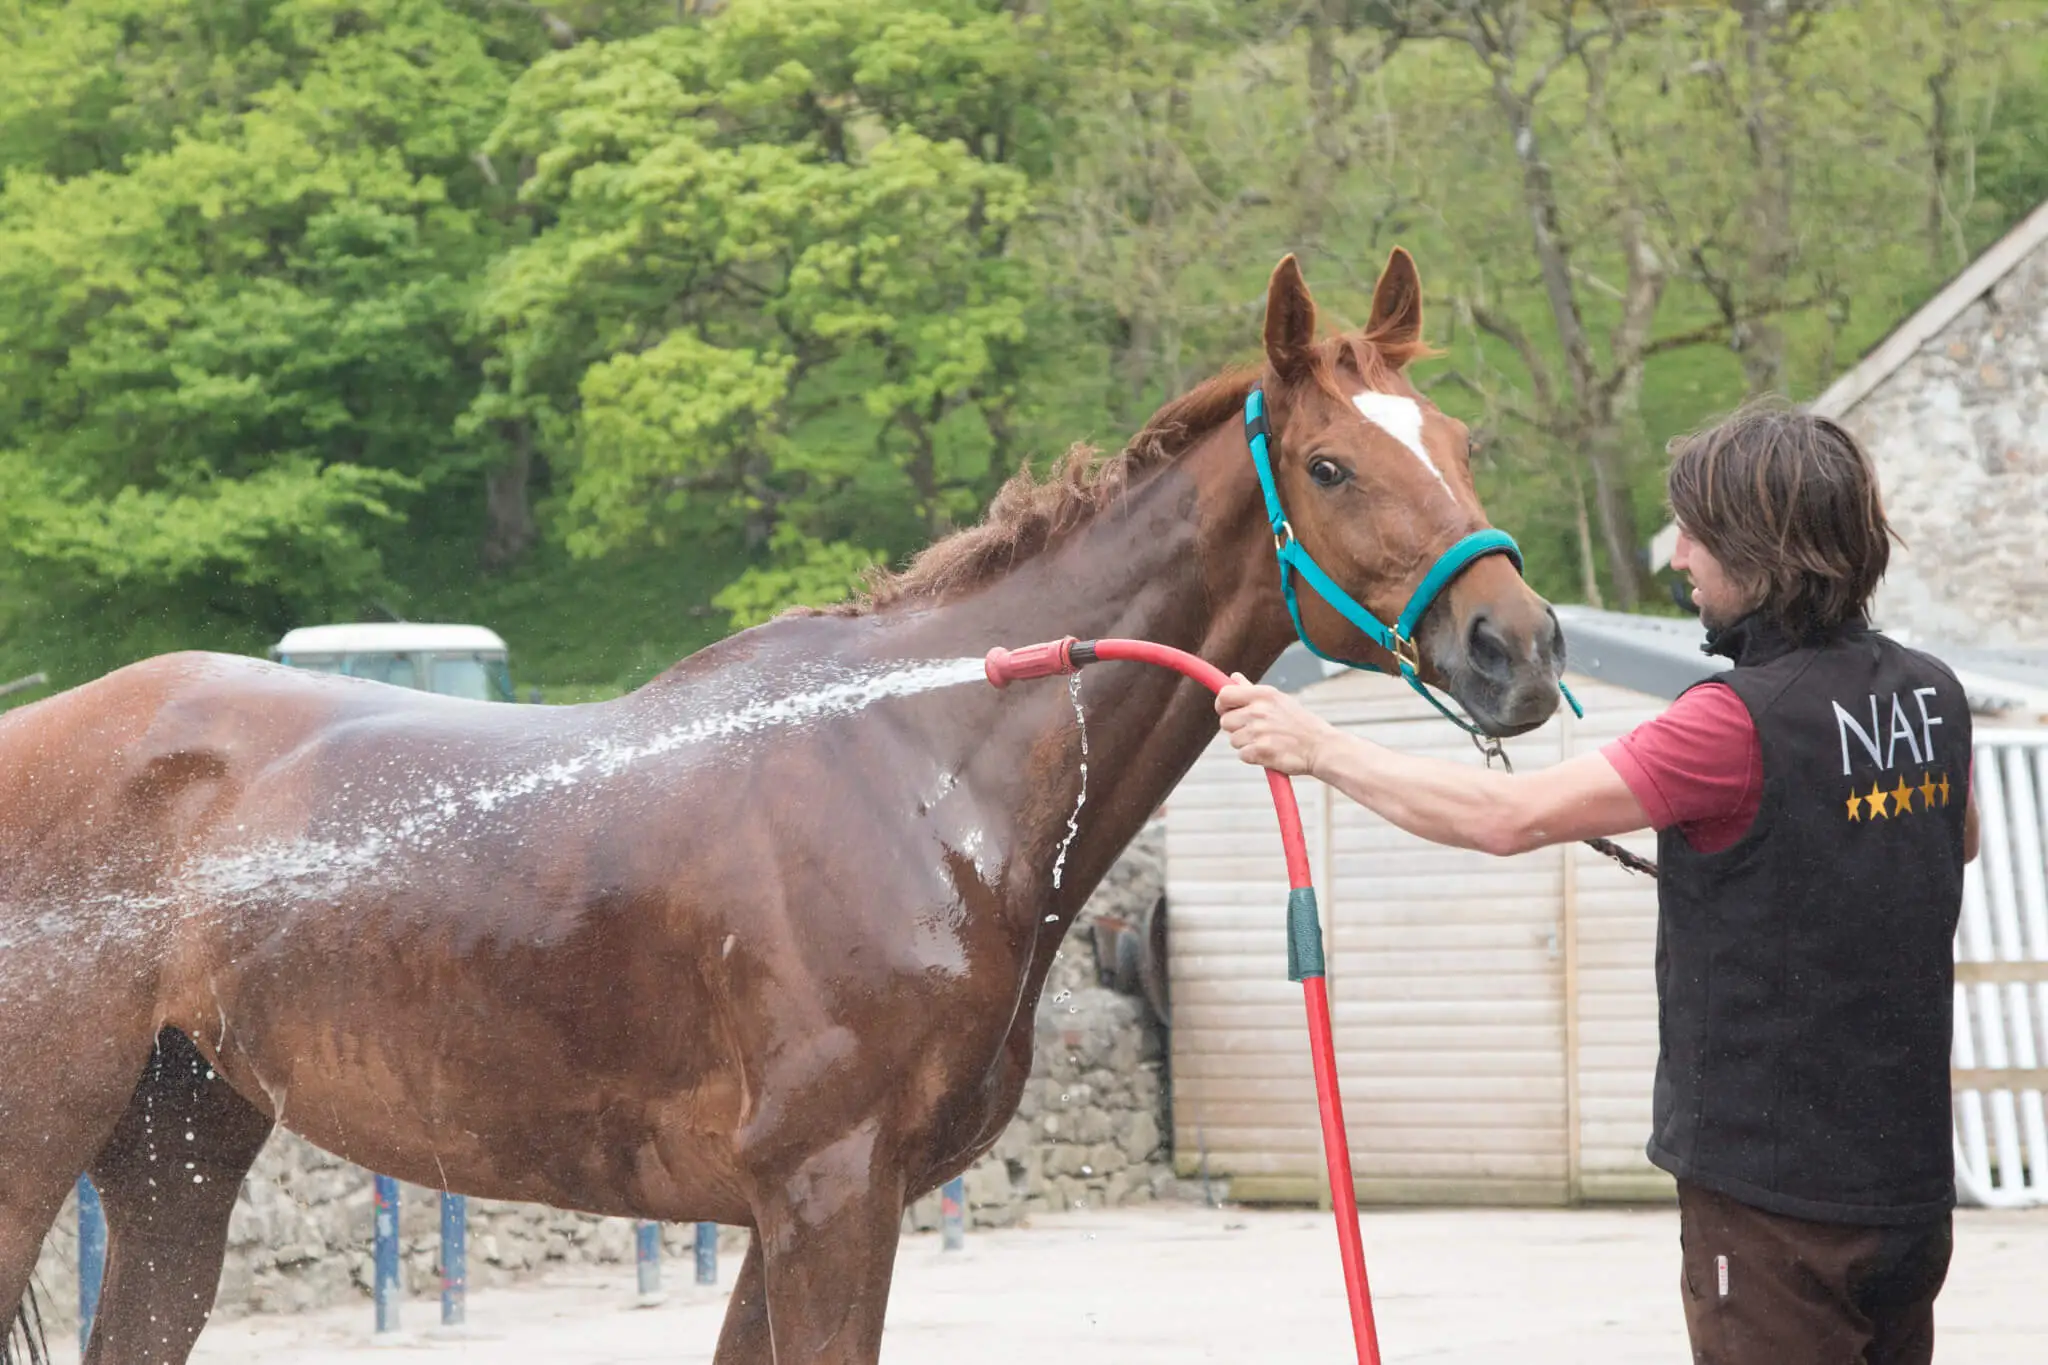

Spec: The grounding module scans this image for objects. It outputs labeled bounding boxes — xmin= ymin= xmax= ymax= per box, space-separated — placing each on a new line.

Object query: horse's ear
xmin=1263 ymin=254 xmax=1318 ymax=382
xmin=1366 ymin=247 xmax=1425 ymax=353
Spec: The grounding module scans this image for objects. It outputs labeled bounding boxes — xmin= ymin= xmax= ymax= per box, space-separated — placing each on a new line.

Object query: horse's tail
xmin=0 ymin=1284 xmax=50 ymax=1365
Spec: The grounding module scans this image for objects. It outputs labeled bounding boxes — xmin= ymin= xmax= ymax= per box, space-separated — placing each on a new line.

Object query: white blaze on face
xmin=1351 ymin=391 xmax=1455 ymax=499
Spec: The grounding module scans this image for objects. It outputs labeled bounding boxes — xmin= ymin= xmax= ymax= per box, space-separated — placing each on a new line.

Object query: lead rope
xmin=1471 ymin=731 xmax=1660 ymax=879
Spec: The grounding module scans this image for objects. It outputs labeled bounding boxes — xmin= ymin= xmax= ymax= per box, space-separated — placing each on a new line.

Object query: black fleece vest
xmin=1647 ymin=617 xmax=1970 ymax=1225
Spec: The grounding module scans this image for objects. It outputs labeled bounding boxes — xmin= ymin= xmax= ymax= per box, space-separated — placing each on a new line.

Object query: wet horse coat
xmin=0 ymin=252 xmax=1565 ymax=1364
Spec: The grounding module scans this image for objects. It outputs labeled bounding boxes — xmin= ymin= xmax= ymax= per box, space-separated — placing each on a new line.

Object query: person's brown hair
xmin=1665 ymin=402 xmax=1897 ymax=636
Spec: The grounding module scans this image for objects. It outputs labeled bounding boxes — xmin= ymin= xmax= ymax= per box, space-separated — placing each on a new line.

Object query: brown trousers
xmin=1678 ymin=1181 xmax=1953 ymax=1364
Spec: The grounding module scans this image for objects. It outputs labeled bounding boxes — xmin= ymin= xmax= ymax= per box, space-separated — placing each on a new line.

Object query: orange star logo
xmin=1938 ymin=773 xmax=1951 ymax=807
xmin=1918 ymin=772 xmax=1939 ymax=809
xmin=1846 ymin=790 xmax=1864 ymax=822
xmin=1891 ymin=776 xmax=1915 ymax=815
xmin=1867 ymin=782 xmax=1890 ymax=818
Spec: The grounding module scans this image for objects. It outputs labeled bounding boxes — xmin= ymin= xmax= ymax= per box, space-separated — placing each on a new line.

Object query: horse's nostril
xmin=1465 ymin=612 xmax=1514 ymax=677
xmin=1545 ymin=610 xmax=1567 ymax=671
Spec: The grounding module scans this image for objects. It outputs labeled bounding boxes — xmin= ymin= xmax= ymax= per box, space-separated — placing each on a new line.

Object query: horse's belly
xmin=169 ymin=900 xmax=754 ymax=1222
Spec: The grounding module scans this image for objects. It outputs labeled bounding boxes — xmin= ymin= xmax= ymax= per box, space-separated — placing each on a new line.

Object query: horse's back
xmin=5 ymin=651 xmax=356 ymax=849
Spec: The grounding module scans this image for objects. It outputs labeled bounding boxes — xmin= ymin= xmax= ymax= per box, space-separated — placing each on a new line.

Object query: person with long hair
xmin=1218 ymin=405 xmax=1981 ymax=1364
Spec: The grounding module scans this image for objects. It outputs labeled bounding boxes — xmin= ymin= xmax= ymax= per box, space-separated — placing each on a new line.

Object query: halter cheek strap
xmin=1245 ymin=387 xmax=1581 ymax=732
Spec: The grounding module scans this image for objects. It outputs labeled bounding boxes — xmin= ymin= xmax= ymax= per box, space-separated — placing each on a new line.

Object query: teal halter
xmin=1244 ymin=386 xmax=1581 ymax=732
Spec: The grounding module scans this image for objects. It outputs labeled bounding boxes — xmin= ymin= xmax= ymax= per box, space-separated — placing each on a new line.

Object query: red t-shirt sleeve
xmin=1601 ymin=682 xmax=1762 ymax=853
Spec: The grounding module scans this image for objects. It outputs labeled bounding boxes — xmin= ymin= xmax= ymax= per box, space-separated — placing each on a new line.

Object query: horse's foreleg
xmin=712 ymin=1235 xmax=770 ymax=1364
xmin=83 ymin=1029 xmax=273 ymax=1365
xmin=750 ymin=1124 xmax=907 ymax=1365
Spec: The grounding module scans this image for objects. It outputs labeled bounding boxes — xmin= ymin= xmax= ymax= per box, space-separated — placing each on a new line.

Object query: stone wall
xmin=31 ymin=825 xmax=1171 ymax=1335
xmin=1849 ymin=235 xmax=2048 ymax=650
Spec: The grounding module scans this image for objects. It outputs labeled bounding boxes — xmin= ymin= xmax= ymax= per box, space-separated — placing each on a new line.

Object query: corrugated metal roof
xmin=1557 ymin=607 xmax=2048 ymax=718
xmin=1265 ymin=609 xmax=2048 ymax=720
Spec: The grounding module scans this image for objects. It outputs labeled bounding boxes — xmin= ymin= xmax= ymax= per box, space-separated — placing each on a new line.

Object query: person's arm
xmin=1215 ymin=678 xmax=1649 ymax=856
xmin=1312 ymin=737 xmax=1652 ymax=856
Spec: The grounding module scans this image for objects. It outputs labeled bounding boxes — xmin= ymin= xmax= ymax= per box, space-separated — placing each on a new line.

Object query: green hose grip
xmin=1287 ymin=885 xmax=1325 ymax=982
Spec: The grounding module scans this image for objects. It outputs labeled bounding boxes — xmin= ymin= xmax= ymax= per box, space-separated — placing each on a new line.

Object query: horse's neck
xmin=947 ymin=420 xmax=1295 ymax=911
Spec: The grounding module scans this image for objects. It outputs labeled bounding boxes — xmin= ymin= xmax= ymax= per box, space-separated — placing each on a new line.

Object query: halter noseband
xmin=1244 ymin=386 xmax=1581 ymax=733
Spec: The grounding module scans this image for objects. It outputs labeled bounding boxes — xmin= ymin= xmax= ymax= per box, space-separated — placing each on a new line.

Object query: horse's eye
xmin=1308 ymin=457 xmax=1350 ymax=488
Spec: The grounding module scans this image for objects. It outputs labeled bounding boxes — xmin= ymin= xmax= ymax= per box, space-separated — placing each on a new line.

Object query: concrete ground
xmin=99 ymin=1204 xmax=2041 ymax=1363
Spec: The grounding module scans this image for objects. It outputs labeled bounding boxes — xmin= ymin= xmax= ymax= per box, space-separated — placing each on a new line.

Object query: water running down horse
xmin=0 ymin=249 xmax=1565 ymax=1364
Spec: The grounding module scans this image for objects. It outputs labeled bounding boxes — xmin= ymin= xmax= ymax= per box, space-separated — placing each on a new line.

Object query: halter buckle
xmin=1391 ymin=633 xmax=1422 ymax=674
xmin=1273 ymin=520 xmax=1294 ymax=551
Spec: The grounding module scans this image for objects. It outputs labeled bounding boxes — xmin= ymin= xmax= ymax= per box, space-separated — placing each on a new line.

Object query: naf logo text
xmin=1832 ymin=688 xmax=1945 ymax=777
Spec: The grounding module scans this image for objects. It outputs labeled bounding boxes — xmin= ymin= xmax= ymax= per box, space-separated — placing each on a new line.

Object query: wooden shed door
xmin=1165 ymin=672 xmax=1671 ymax=1206
xmin=1317 ymin=677 xmax=1572 ymax=1205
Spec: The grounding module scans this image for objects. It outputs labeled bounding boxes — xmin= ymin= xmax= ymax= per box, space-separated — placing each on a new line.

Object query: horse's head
xmin=1256 ymin=250 xmax=1565 ymax=736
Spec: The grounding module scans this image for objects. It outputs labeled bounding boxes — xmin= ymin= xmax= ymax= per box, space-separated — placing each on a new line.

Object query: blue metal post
xmin=693 ymin=1222 xmax=717 ymax=1286
xmin=634 ymin=1220 xmax=663 ymax=1305
xmin=373 ymin=1175 xmax=401 ymax=1337
xmin=439 ymin=1192 xmax=466 ymax=1329
xmin=77 ymin=1175 xmax=107 ymax=1355
xmin=941 ymin=1177 xmax=966 ymax=1252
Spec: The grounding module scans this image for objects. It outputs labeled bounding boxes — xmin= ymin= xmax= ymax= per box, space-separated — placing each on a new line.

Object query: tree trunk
xmin=1490 ymin=81 xmax=1648 ymax=605
xmin=1295 ymin=0 xmax=1345 ymax=251
xmin=1492 ymin=84 xmax=1598 ymax=406
xmin=1571 ymin=473 xmax=1605 ymax=611
xmin=903 ymin=409 xmax=948 ymax=542
xmin=482 ymin=422 xmax=538 ymax=571
xmin=1583 ymin=421 xmax=1644 ymax=612
xmin=1737 ymin=1 xmax=1793 ymax=396
xmin=1925 ymin=1 xmax=1965 ymax=270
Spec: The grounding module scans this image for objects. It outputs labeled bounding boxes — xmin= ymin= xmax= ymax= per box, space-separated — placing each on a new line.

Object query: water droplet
xmin=1060 ymin=1092 xmax=1070 ymax=1103
xmin=1054 ymin=989 xmax=1071 ymax=1003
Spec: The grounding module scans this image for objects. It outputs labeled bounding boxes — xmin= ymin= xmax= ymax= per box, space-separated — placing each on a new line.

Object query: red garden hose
xmin=986 ymin=636 xmax=1382 ymax=1365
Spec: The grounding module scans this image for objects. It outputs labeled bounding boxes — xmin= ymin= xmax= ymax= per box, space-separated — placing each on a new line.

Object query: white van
xmin=270 ymin=623 xmax=515 ymax=702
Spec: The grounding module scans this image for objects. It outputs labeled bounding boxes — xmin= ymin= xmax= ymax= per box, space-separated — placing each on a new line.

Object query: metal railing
xmin=1954 ymin=729 xmax=2048 ymax=1208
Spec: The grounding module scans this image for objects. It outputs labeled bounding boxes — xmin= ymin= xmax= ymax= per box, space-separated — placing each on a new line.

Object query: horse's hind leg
xmin=81 ymin=1029 xmax=272 ymax=1365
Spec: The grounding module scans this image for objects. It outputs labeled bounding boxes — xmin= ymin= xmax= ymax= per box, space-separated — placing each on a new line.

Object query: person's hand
xmin=1214 ymin=674 xmax=1337 ymax=777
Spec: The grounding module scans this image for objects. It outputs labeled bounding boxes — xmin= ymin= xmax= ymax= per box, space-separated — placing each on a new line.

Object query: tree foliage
xmin=2 ymin=0 xmax=2044 ymax=692
xmin=474 ymin=0 xmax=1058 ymax=620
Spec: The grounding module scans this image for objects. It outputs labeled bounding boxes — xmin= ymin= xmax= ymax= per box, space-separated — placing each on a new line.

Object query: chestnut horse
xmin=0 ymin=251 xmax=1563 ymax=1364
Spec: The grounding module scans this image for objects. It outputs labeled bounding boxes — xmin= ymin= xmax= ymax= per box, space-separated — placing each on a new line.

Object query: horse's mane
xmin=808 ymin=327 xmax=1425 ymax=617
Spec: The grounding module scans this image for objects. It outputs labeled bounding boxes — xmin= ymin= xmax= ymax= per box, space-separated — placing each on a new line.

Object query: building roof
xmin=1266 ymin=608 xmax=2048 ymax=721
xmin=1550 ymin=606 xmax=1726 ymax=699
xmin=271 ymin=623 xmax=509 ymax=657
xmin=1808 ymin=197 xmax=2048 ymax=421
xmin=1649 ymin=196 xmax=2048 ymax=573
xmin=1556 ymin=608 xmax=2048 ymax=718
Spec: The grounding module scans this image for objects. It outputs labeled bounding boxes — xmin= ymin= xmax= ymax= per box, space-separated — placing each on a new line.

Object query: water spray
xmin=987 ymin=636 xmax=1382 ymax=1365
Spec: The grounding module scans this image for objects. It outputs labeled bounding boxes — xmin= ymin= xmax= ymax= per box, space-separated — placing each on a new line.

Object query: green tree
xmin=475 ymin=0 xmax=1063 ymax=625
xmin=0 ymin=0 xmax=555 ymax=677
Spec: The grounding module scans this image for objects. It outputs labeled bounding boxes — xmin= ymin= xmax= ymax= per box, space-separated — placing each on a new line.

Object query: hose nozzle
xmin=984 ymin=637 xmax=1098 ymax=688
